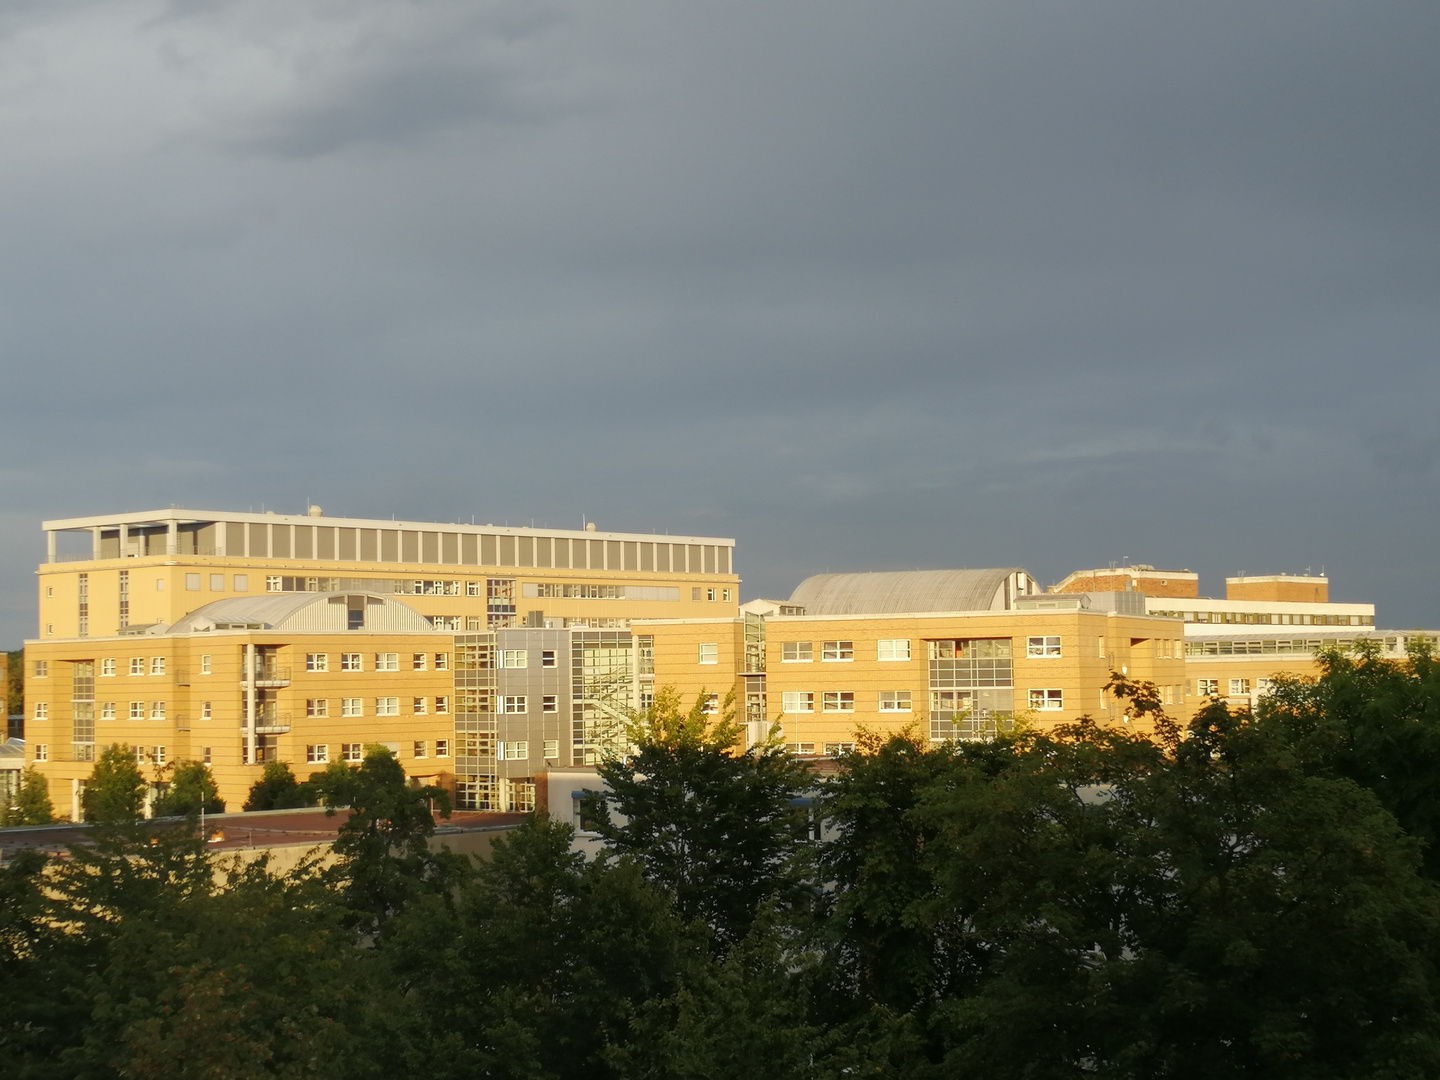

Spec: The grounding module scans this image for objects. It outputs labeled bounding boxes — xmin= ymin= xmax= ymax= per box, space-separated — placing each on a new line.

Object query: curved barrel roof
xmin=787 ymin=569 xmax=1030 ymax=616
xmin=169 ymin=592 xmax=436 ymax=634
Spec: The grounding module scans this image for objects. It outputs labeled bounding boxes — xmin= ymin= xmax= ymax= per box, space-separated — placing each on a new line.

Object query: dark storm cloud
xmin=0 ymin=0 xmax=1438 ymax=641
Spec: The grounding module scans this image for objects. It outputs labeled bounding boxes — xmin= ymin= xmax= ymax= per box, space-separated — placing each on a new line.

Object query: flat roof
xmin=42 ymin=508 xmax=734 ymax=546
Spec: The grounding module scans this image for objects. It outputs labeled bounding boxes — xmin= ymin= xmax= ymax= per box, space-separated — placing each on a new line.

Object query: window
xmin=186 ymin=573 xmax=200 ymax=591
xmin=341 ymin=653 xmax=362 ymax=672
xmin=210 ymin=574 xmax=224 ymax=592
xmin=1029 ymin=689 xmax=1063 ymax=711
xmin=434 ymin=696 xmax=449 ymax=714
xmin=544 ymin=739 xmax=559 ymax=758
xmin=823 ymin=691 xmax=855 ymax=712
xmin=234 ymin=574 xmax=248 ymax=592
xmin=375 ymin=653 xmax=399 ymax=672
xmin=129 ymin=701 xmax=144 ymax=719
xmin=32 ymin=660 xmax=48 ymax=677
xmin=266 ymin=576 xmax=282 ymax=592
xmin=541 ymin=650 xmax=557 ymax=667
xmin=307 ymin=744 xmax=329 ymax=764
xmin=129 ymin=657 xmax=144 ymax=675
xmin=431 ymin=615 xmax=462 ymax=630
xmin=33 ymin=702 xmax=47 ymax=721
xmin=200 ymin=654 xmax=211 ymax=675
xmin=412 ymin=653 xmax=427 ymax=671
xmin=414 ymin=741 xmax=428 ymax=759
xmin=133 ymin=745 xmax=146 ymax=763
xmin=413 ymin=697 xmax=428 ymax=714
xmin=822 ymin=641 xmax=854 ymax=662
xmin=1164 ymin=685 xmax=1174 ymax=705
xmin=307 ymin=699 xmax=329 ymax=718
xmin=877 ymin=639 xmax=911 ymax=661
xmin=506 ymin=741 xmax=529 ymax=760
xmin=1027 ymin=636 xmax=1062 ymax=658
xmin=825 ymin=742 xmax=856 ymax=755
xmin=202 ymin=747 xmax=212 ymax=765
xmin=1229 ymin=678 xmax=1252 ymax=695
xmin=1197 ymin=679 xmax=1219 ymax=696
xmin=701 ymin=694 xmax=719 ymax=714
xmin=501 ymin=650 xmax=528 ymax=669
xmin=436 ymin=740 xmax=450 ymax=757
xmin=307 ymin=653 xmax=329 ymax=672
xmin=341 ymin=697 xmax=363 ymax=717
xmin=101 ymin=658 xmax=116 ymax=677
xmin=503 ymin=696 xmax=527 ymax=713
xmin=101 ymin=702 xmax=115 ymax=720
xmin=698 ymin=643 xmax=719 ymax=665
xmin=692 ymin=588 xmax=703 ymax=601
xmin=155 ymin=579 xmax=164 ymax=591
xmin=723 ymin=589 xmax=732 ymax=602
xmin=201 ymin=701 xmax=212 ymax=720
xmin=153 ymin=746 xmax=166 ymax=765
xmin=435 ymin=652 xmax=449 ymax=671
xmin=35 ymin=744 xmax=48 ymax=762
xmin=1098 ymin=636 xmax=1106 ymax=658
xmin=782 ymin=691 xmax=814 ymax=713
xmin=467 ymin=581 xmax=482 ymax=596
xmin=543 ymin=695 xmax=558 ymax=712
xmin=150 ymin=657 xmax=166 ymax=676
xmin=707 ymin=589 xmax=716 ymax=602
xmin=375 ymin=697 xmax=399 ymax=716
xmin=879 ymin=691 xmax=912 ymax=712
xmin=150 ymin=701 xmax=166 ymax=720
xmin=342 ymin=743 xmax=362 ymax=763
xmin=782 ymin=641 xmax=813 ymax=662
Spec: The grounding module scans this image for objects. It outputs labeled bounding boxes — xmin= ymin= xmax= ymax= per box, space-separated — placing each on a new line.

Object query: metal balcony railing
xmin=243 ymin=666 xmax=291 ymax=688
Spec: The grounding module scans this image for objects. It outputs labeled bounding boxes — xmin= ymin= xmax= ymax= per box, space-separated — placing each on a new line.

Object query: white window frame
xmin=413 ymin=697 xmax=428 ymax=714
xmin=436 ymin=739 xmax=450 ymax=757
xmin=341 ymin=653 xmax=362 ymax=672
xmin=701 ymin=694 xmax=719 ymax=714
xmin=150 ymin=701 xmax=166 ymax=720
xmin=434 ymin=696 xmax=449 ymax=714
xmin=782 ymin=641 xmax=813 ymax=663
xmin=822 ymin=691 xmax=855 ymax=712
xmin=543 ymin=695 xmax=558 ymax=713
xmin=1197 ymin=679 xmax=1219 ymax=696
xmin=501 ymin=650 xmax=529 ymax=669
xmin=781 ymin=691 xmax=814 ymax=713
xmin=342 ymin=743 xmax=362 ymax=763
xmin=879 ymin=691 xmax=912 ymax=712
xmin=375 ymin=653 xmax=399 ymax=672
xmin=1029 ymin=688 xmax=1063 ymax=711
xmin=1027 ymin=636 xmax=1062 ymax=658
xmin=100 ymin=658 xmax=116 ymax=677
xmin=435 ymin=652 xmax=449 ymax=671
xmin=412 ymin=653 xmax=427 ymax=671
xmin=307 ymin=744 xmax=329 ymax=764
xmin=33 ymin=702 xmax=47 ymax=721
xmin=307 ymin=653 xmax=329 ymax=673
xmin=821 ymin=641 xmax=854 ymax=662
xmin=150 ymin=657 xmax=165 ymax=676
xmin=101 ymin=702 xmax=115 ymax=720
xmin=341 ymin=697 xmax=363 ymax=718
xmin=307 ymin=699 xmax=329 ymax=718
xmin=503 ymin=696 xmax=527 ymax=714
xmin=506 ymin=741 xmax=529 ymax=760
xmin=375 ymin=697 xmax=399 ymax=717
xmin=698 ymin=643 xmax=719 ymax=665
xmin=413 ymin=741 xmax=428 ymax=759
xmin=129 ymin=701 xmax=144 ymax=720
xmin=877 ymin=639 xmax=911 ymax=662
xmin=200 ymin=654 xmax=212 ymax=675
xmin=129 ymin=658 xmax=144 ymax=676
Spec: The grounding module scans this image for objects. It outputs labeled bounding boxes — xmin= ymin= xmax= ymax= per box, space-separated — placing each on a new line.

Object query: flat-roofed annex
xmin=40 ymin=508 xmax=735 ymax=572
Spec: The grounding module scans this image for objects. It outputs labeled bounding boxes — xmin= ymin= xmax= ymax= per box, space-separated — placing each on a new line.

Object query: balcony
xmin=243 ymin=666 xmax=291 ymax=688
xmin=249 ymin=711 xmax=292 ymax=735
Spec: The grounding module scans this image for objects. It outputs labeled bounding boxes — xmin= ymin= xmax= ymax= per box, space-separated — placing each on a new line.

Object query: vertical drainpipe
xmin=244 ymin=643 xmax=256 ymax=765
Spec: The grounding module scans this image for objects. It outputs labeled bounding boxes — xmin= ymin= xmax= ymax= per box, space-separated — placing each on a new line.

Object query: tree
xmin=241 ymin=759 xmax=320 ymax=811
xmin=312 ymin=745 xmax=464 ymax=934
xmin=584 ymin=686 xmax=813 ymax=948
xmin=3 ymin=766 xmax=55 ymax=825
xmin=1261 ymin=637 xmax=1440 ymax=877
xmin=378 ymin=814 xmax=689 ymax=1080
xmin=151 ymin=760 xmax=224 ymax=817
xmin=5 ymin=648 xmax=21 ymax=719
xmin=82 ymin=744 xmax=146 ymax=823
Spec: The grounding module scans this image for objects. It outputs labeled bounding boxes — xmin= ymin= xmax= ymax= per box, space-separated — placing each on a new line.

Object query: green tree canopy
xmin=3 ymin=766 xmax=55 ymax=826
xmin=584 ymin=686 xmax=814 ymax=948
xmin=81 ymin=744 xmax=146 ymax=824
xmin=152 ymin=759 xmax=224 ymax=817
xmin=241 ymin=759 xmax=322 ymax=812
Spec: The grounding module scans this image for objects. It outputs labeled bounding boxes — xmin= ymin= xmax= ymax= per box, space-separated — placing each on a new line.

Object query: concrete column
xmin=118 ymin=522 xmax=129 ymax=557
xmin=91 ymin=528 xmax=103 ymax=560
xmin=46 ymin=531 xmax=56 ymax=564
xmin=167 ymin=520 xmax=178 ymax=556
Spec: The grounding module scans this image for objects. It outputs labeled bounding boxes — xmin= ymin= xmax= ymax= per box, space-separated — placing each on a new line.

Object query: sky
xmin=1 ymin=0 xmax=1438 ymax=645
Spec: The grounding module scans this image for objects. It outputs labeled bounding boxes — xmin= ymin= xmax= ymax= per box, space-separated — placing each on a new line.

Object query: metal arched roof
xmin=170 ymin=592 xmax=435 ymax=633
xmin=787 ymin=569 xmax=1030 ymax=616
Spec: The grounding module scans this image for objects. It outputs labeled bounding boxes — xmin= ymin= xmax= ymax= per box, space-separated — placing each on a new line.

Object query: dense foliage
xmin=6 ymin=662 xmax=1440 ymax=1078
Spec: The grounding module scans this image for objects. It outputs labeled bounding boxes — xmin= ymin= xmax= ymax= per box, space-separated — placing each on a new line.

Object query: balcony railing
xmin=243 ymin=666 xmax=291 ymax=688
xmin=251 ymin=712 xmax=292 ymax=735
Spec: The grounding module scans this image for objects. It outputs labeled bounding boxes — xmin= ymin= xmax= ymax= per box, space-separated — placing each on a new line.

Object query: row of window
xmin=777 ymin=689 xmax=1072 ymax=713
xmin=309 ymin=696 xmax=453 ymax=717
xmin=306 ymin=740 xmax=450 ymax=763
xmin=32 ymin=744 xmax=220 ymax=765
xmin=308 ymin=652 xmax=451 ymax=672
xmin=185 ymin=573 xmax=252 ymax=592
xmin=772 ymin=637 xmax=1065 ymax=664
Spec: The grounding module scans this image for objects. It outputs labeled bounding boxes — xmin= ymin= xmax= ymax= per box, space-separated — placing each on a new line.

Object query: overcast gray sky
xmin=2 ymin=0 xmax=1438 ymax=644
